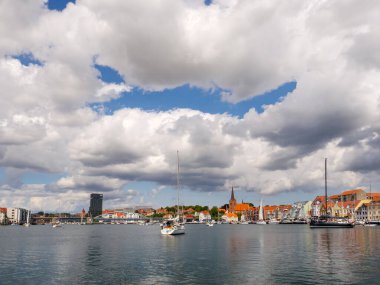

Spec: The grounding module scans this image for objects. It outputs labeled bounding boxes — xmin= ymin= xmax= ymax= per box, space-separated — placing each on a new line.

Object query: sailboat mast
xmin=325 ymin=158 xmax=328 ymax=215
xmin=176 ymin=150 xmax=180 ymax=218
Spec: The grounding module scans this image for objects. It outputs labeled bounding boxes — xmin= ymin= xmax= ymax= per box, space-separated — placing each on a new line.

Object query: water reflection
xmin=0 ymin=225 xmax=379 ymax=284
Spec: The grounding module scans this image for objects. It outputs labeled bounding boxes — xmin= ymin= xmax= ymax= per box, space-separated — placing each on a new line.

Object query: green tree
xmin=210 ymin=206 xmax=218 ymax=219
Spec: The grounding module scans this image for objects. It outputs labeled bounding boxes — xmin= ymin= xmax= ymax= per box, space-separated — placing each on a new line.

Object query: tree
xmin=210 ymin=206 xmax=218 ymax=218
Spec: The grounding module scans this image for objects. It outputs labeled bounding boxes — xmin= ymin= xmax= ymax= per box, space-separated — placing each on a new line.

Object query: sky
xmin=0 ymin=0 xmax=380 ymax=212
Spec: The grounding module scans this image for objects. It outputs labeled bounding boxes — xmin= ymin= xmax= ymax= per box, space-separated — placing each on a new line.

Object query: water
xmin=0 ymin=224 xmax=379 ymax=284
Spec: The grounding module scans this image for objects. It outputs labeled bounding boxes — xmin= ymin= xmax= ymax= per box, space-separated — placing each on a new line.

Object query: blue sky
xmin=47 ymin=0 xmax=75 ymax=11
xmin=94 ymin=64 xmax=297 ymax=117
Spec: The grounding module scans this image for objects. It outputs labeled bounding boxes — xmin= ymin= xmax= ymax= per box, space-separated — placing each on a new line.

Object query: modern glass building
xmin=89 ymin=193 xmax=103 ymax=217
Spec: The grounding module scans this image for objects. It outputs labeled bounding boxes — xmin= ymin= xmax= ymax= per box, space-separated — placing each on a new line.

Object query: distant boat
xmin=310 ymin=159 xmax=354 ymax=229
xmin=268 ymin=218 xmax=280 ymax=224
xmin=161 ymin=151 xmax=185 ymax=235
xmin=257 ymin=200 xmax=267 ymax=225
xmin=279 ymin=217 xmax=293 ymax=224
xmin=292 ymin=218 xmax=307 ymax=224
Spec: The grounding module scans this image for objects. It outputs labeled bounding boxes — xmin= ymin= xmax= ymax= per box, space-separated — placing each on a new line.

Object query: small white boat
xmin=268 ymin=218 xmax=280 ymax=224
xmin=355 ymin=220 xmax=365 ymax=226
xmin=52 ymin=223 xmax=63 ymax=228
xmin=206 ymin=222 xmax=214 ymax=227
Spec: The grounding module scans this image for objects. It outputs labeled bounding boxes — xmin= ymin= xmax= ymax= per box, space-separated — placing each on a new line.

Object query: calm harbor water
xmin=1 ymin=224 xmax=379 ymax=284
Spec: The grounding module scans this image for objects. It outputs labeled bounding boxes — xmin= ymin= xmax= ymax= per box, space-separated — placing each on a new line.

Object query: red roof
xmin=313 ymin=196 xmax=326 ymax=203
xmin=226 ymin=213 xmax=238 ymax=218
xmin=329 ymin=194 xmax=340 ymax=199
xmin=341 ymin=189 xmax=364 ymax=195
xmin=235 ymin=203 xmax=250 ymax=211
xmin=368 ymin=193 xmax=380 ymax=201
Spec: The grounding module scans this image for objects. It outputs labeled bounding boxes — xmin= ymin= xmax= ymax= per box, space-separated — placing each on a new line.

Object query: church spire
xmin=229 ymin=186 xmax=237 ymax=213
xmin=231 ymin=187 xmax=235 ymax=201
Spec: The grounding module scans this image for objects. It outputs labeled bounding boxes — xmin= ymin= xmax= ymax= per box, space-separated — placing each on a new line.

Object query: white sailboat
xmin=24 ymin=210 xmax=31 ymax=227
xmin=161 ymin=151 xmax=185 ymax=235
xmin=257 ymin=199 xmax=267 ymax=224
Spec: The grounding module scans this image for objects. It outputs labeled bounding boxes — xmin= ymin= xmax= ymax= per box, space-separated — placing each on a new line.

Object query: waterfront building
xmin=6 ymin=207 xmax=28 ymax=224
xmin=185 ymin=214 xmax=195 ymax=223
xmin=311 ymin=188 xmax=380 ymax=219
xmin=89 ymin=193 xmax=103 ymax=217
xmin=367 ymin=201 xmax=380 ymax=221
xmin=101 ymin=209 xmax=141 ymax=219
xmin=311 ymin=196 xmax=336 ymax=216
xmin=251 ymin=204 xmax=292 ymax=221
xmin=163 ymin=213 xmax=173 ymax=219
xmin=199 ymin=210 xmax=211 ymax=223
xmin=355 ymin=201 xmax=370 ymax=221
xmin=156 ymin=208 xmax=168 ymax=215
xmin=222 ymin=212 xmax=238 ymax=223
xmin=288 ymin=201 xmax=313 ymax=220
xmin=183 ymin=208 xmax=194 ymax=214
xmin=329 ymin=188 xmax=366 ymax=203
xmin=136 ymin=207 xmax=155 ymax=216
xmin=227 ymin=187 xmax=255 ymax=221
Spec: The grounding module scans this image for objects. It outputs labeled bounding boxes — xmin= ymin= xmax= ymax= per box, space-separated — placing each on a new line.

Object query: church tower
xmin=229 ymin=187 xmax=237 ymax=213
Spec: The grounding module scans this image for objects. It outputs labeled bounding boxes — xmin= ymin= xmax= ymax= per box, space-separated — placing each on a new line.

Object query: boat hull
xmin=310 ymin=221 xmax=354 ymax=228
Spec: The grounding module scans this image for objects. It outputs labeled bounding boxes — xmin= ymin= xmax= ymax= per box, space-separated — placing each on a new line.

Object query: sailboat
xmin=257 ymin=199 xmax=267 ymax=224
xmin=310 ymin=158 xmax=354 ymax=228
xmin=53 ymin=202 xmax=63 ymax=228
xmin=24 ymin=210 xmax=31 ymax=227
xmin=161 ymin=151 xmax=185 ymax=235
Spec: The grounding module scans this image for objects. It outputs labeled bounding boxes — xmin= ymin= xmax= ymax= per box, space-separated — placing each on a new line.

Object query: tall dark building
xmin=89 ymin=193 xmax=103 ymax=217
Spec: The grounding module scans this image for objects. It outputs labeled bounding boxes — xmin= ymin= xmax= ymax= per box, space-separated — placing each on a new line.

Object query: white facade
xmin=368 ymin=203 xmax=380 ymax=221
xmin=312 ymin=201 xmax=321 ymax=217
xmin=101 ymin=211 xmax=141 ymax=219
xmin=124 ymin=212 xmax=140 ymax=219
xmin=199 ymin=211 xmax=211 ymax=223
xmin=221 ymin=213 xmax=238 ymax=223
xmin=6 ymin=207 xmax=28 ymax=224
xmin=355 ymin=204 xmax=368 ymax=221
